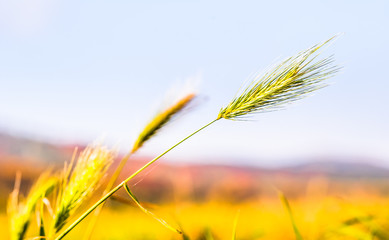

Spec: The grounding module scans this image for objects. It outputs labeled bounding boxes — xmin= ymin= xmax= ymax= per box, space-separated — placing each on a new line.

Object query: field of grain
xmin=2 ymin=156 xmax=389 ymax=240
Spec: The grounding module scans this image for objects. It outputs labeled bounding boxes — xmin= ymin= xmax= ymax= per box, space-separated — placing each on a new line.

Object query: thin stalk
xmin=54 ymin=119 xmax=219 ymax=240
xmin=82 ymin=151 xmax=133 ymax=240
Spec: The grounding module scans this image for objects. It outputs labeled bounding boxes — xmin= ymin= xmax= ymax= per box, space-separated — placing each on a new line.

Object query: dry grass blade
xmin=218 ymin=36 xmax=340 ymax=120
xmin=51 ymin=145 xmax=115 ymax=234
xmin=131 ymin=93 xmax=196 ymax=153
xmin=279 ymin=191 xmax=303 ymax=240
xmin=7 ymin=172 xmax=57 ymax=240
xmin=232 ymin=210 xmax=240 ymax=240
xmin=123 ymin=183 xmax=182 ymax=234
xmin=328 ymin=215 xmax=389 ymax=240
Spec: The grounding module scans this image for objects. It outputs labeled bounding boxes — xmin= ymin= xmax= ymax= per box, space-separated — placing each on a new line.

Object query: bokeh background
xmin=1 ymin=1 xmax=389 ymax=239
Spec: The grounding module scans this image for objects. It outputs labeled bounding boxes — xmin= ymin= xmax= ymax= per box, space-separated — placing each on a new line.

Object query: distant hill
xmin=0 ymin=132 xmax=73 ymax=164
xmin=1 ymin=131 xmax=389 ymax=179
xmin=1 ymin=131 xmax=389 ymax=204
xmin=280 ymin=160 xmax=389 ymax=178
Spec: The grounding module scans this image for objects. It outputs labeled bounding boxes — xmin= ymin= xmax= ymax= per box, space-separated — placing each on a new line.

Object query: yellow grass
xmin=2 ymin=189 xmax=388 ymax=240
xmin=79 ymin=195 xmax=389 ymax=239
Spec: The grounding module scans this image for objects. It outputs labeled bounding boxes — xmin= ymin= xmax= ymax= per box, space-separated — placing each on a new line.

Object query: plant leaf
xmin=123 ymin=183 xmax=182 ymax=234
xmin=279 ymin=191 xmax=303 ymax=240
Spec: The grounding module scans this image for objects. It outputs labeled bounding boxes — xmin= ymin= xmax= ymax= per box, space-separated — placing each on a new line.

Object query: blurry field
xmin=2 ymin=157 xmax=389 ymax=240
xmin=2 ymin=192 xmax=389 ymax=239
xmin=78 ymin=195 xmax=389 ymax=240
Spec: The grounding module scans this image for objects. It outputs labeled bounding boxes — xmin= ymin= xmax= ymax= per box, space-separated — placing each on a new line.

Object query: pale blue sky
xmin=0 ymin=0 xmax=388 ymax=167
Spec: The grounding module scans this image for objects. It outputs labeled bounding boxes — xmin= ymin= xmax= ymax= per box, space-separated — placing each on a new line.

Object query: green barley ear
xmin=218 ymin=36 xmax=340 ymax=120
xmin=7 ymin=172 xmax=57 ymax=240
xmin=131 ymin=93 xmax=196 ymax=153
xmin=52 ymin=145 xmax=114 ymax=234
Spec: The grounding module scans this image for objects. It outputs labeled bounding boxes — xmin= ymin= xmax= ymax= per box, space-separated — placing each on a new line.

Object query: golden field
xmin=2 ymin=155 xmax=389 ymax=240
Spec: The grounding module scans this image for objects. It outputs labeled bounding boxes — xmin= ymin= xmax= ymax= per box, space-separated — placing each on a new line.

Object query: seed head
xmin=132 ymin=93 xmax=196 ymax=152
xmin=218 ymin=36 xmax=340 ymax=120
xmin=52 ymin=145 xmax=114 ymax=233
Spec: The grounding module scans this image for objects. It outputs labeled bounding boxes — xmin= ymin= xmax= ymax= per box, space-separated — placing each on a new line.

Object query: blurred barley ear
xmin=51 ymin=145 xmax=114 ymax=235
xmin=132 ymin=93 xmax=196 ymax=153
xmin=217 ymin=36 xmax=340 ymax=120
xmin=7 ymin=172 xmax=57 ymax=240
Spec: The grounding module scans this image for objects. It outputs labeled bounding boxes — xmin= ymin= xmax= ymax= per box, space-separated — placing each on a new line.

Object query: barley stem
xmin=82 ymin=151 xmax=133 ymax=240
xmin=54 ymin=118 xmax=218 ymax=240
xmin=124 ymin=119 xmax=218 ymax=184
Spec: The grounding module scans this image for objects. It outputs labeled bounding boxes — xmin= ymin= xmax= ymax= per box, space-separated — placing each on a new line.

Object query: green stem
xmin=82 ymin=151 xmax=133 ymax=240
xmin=123 ymin=119 xmax=218 ymax=184
xmin=54 ymin=119 xmax=219 ymax=240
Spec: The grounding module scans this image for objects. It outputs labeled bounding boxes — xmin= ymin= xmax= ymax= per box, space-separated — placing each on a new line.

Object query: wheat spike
xmin=52 ymin=145 xmax=114 ymax=234
xmin=217 ymin=36 xmax=340 ymax=120
xmin=131 ymin=93 xmax=195 ymax=152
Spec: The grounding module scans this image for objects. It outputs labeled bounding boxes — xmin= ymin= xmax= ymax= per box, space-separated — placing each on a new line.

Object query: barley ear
xmin=131 ymin=93 xmax=196 ymax=153
xmin=218 ymin=36 xmax=340 ymax=120
xmin=51 ymin=145 xmax=114 ymax=234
